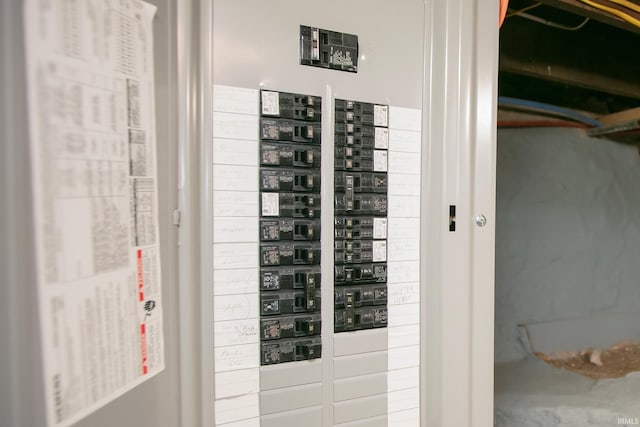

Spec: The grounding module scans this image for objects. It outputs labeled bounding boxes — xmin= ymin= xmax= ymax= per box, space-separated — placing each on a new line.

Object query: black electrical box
xmin=261 ymin=314 xmax=321 ymax=340
xmin=334 ymin=263 xmax=387 ymax=285
xmin=300 ymin=25 xmax=358 ymax=73
xmin=260 ymin=267 xmax=321 ymax=291
xmin=261 ymin=337 xmax=322 ymax=365
xmin=259 ymin=90 xmax=322 ymax=365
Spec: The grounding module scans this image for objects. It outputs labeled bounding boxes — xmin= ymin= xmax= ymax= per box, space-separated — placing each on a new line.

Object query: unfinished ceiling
xmin=500 ymin=0 xmax=640 ymax=115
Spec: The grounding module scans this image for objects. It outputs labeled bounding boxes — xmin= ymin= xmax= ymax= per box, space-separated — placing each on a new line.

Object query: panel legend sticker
xmin=24 ymin=1 xmax=164 ymax=426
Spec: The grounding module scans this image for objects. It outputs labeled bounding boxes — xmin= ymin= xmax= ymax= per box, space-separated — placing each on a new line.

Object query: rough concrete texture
xmin=495 ymin=128 xmax=640 ymax=427
xmin=520 ymin=312 xmax=640 ymax=356
xmin=495 ymin=128 xmax=640 ymax=363
xmin=495 ymin=358 xmax=640 ymax=426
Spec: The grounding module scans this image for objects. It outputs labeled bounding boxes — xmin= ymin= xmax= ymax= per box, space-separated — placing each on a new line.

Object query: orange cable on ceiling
xmin=500 ymin=0 xmax=510 ymax=26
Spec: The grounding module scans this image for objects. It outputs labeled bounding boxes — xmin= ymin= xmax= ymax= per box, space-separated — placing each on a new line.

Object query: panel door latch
xmin=475 ymin=214 xmax=487 ymax=227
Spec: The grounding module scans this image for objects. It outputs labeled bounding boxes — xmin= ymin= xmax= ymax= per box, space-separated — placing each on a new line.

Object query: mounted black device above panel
xmin=300 ymin=25 xmax=358 ymax=73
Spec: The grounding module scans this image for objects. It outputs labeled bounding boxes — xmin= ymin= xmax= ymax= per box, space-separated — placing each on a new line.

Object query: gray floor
xmin=495 ymin=358 xmax=640 ymax=426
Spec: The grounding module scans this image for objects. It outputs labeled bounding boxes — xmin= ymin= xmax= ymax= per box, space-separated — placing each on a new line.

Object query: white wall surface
xmin=495 ymin=127 xmax=640 ymax=362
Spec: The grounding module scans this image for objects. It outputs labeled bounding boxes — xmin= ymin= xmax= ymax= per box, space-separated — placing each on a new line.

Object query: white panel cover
xmin=212 ymin=86 xmax=260 ymax=425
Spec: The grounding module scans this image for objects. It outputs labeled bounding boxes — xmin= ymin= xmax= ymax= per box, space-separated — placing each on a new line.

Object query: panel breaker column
xmin=334 ymin=99 xmax=389 ymax=333
xmin=258 ymin=90 xmax=323 ymax=364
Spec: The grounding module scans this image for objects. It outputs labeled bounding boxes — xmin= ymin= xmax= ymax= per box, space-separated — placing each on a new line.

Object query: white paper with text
xmin=24 ymin=1 xmax=164 ymax=426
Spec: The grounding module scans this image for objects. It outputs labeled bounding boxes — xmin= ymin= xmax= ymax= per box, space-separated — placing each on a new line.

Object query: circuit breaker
xmin=299 ymin=25 xmax=359 ymax=73
xmin=259 ymin=90 xmax=323 ymax=365
xmin=334 ymin=99 xmax=389 ymax=332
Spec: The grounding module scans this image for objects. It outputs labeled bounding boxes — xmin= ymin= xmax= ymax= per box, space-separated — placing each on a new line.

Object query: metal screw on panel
xmin=475 ymin=214 xmax=487 ymax=227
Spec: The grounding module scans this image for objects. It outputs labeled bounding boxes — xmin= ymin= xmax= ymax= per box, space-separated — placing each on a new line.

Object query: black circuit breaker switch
xmin=260 ymin=243 xmax=321 ymax=267
xmin=260 ymin=144 xmax=320 ymax=169
xmin=299 ymin=341 xmax=321 ymax=358
xmin=260 ymin=91 xmax=321 ymax=121
xmin=260 ymin=219 xmax=320 ymax=242
xmin=305 ymin=149 xmax=314 ymax=165
xmin=261 ymin=315 xmax=321 ymax=341
xmin=298 ymin=318 xmax=316 ymax=335
xmin=345 ymin=175 xmax=354 ymax=211
xmin=260 ymin=193 xmax=321 ymax=219
xmin=305 ymin=273 xmax=316 ymax=310
xmin=305 ymin=125 xmax=314 ymax=139
xmin=260 ymin=268 xmax=322 ymax=291
xmin=261 ymin=337 xmax=322 ymax=365
xmin=260 ymin=291 xmax=322 ymax=316
xmin=300 ymin=25 xmax=358 ymax=73
xmin=345 ymin=291 xmax=356 ymax=330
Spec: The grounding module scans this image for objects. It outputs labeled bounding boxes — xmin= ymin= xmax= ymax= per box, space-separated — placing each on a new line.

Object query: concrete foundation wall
xmin=495 ymin=127 xmax=640 ymax=363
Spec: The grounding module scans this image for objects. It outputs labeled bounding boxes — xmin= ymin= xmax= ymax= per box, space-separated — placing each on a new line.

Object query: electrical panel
xmin=259 ymin=90 xmax=322 ymax=365
xmin=334 ymin=99 xmax=389 ymax=333
xmin=211 ymin=2 xmax=429 ymax=424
